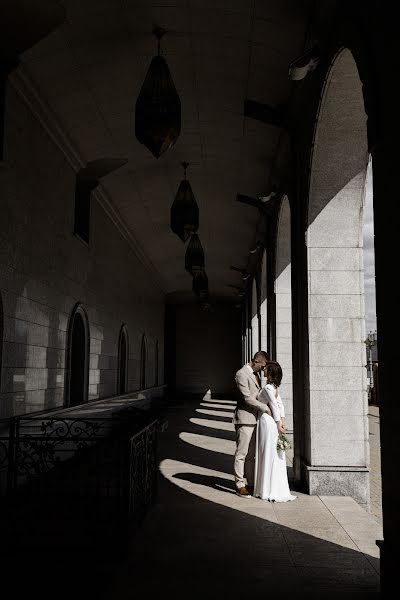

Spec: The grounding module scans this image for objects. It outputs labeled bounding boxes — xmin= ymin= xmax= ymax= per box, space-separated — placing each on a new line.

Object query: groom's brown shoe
xmin=236 ymin=486 xmax=251 ymax=498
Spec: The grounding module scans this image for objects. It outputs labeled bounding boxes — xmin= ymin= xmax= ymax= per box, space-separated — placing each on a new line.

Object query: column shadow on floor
xmin=4 ymin=398 xmax=381 ymax=599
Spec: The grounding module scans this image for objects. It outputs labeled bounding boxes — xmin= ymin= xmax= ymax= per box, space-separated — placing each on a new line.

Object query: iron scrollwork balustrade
xmin=145 ymin=423 xmax=158 ymax=504
xmin=0 ymin=439 xmax=8 ymax=470
xmin=0 ymin=438 xmax=9 ymax=494
xmin=1 ymin=410 xmax=160 ymax=550
xmin=13 ymin=417 xmax=113 ymax=488
xmin=128 ymin=420 xmax=158 ymax=524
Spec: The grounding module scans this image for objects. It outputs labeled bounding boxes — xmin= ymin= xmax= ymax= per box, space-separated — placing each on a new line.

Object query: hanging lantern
xmin=193 ymin=270 xmax=208 ymax=298
xmin=171 ymin=162 xmax=199 ymax=242
xmin=185 ymin=233 xmax=204 ymax=275
xmin=135 ymin=27 xmax=181 ymax=159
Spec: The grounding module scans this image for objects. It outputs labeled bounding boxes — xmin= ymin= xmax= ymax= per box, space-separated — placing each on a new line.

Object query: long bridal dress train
xmin=254 ymin=411 xmax=297 ymax=502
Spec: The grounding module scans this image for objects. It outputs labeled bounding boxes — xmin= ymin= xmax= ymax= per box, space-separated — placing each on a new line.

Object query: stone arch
xmin=65 ymin=303 xmax=90 ymax=407
xmin=305 ymin=47 xmax=369 ymax=505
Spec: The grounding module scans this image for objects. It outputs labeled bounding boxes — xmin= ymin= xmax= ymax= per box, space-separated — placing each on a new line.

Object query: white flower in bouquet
xmin=277 ymin=433 xmax=291 ymax=451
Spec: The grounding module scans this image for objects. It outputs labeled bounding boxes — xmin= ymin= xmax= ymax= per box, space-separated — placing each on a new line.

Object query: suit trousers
xmin=234 ymin=424 xmax=257 ymax=489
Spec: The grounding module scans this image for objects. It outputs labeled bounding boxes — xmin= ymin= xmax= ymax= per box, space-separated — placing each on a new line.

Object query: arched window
xmin=118 ymin=325 xmax=129 ymax=395
xmin=155 ymin=340 xmax=159 ymax=386
xmin=140 ymin=334 xmax=147 ymax=390
xmin=66 ymin=304 xmax=89 ymax=406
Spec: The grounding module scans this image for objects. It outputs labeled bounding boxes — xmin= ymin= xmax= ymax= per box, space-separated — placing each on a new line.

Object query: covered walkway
xmin=2 ymin=0 xmax=398 ymax=590
xmin=104 ymin=395 xmax=382 ymax=597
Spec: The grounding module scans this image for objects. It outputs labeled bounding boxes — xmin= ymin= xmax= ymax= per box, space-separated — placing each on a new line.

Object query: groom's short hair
xmin=256 ymin=350 xmax=270 ymax=363
xmin=252 ymin=351 xmax=270 ymax=363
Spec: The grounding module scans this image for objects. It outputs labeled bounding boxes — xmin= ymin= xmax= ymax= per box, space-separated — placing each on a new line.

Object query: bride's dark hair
xmin=265 ymin=361 xmax=282 ymax=388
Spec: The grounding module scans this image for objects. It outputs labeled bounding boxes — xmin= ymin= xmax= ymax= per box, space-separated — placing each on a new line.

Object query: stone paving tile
xmin=320 ymin=496 xmax=382 ymax=563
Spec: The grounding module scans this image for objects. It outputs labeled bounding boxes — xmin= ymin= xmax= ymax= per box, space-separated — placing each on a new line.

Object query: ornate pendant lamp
xmin=135 ymin=27 xmax=181 ymax=159
xmin=171 ymin=162 xmax=199 ymax=242
xmin=185 ymin=233 xmax=204 ymax=275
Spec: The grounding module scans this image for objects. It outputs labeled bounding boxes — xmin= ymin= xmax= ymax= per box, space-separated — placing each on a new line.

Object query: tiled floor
xmin=102 ymin=397 xmax=382 ymax=597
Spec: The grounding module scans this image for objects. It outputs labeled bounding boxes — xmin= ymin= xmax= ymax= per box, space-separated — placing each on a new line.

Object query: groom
xmin=233 ymin=351 xmax=271 ymax=497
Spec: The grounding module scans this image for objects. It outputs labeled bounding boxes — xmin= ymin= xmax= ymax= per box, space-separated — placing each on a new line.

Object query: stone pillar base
xmin=302 ymin=462 xmax=370 ymax=510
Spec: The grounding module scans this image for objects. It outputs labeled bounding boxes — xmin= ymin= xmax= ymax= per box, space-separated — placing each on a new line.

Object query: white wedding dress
xmin=254 ymin=384 xmax=297 ymax=502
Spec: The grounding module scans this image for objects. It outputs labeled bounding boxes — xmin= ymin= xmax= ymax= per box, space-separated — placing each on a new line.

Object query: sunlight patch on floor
xmin=196 ymin=408 xmax=234 ymax=418
xmin=199 ymin=402 xmax=235 ymax=410
xmin=190 ymin=417 xmax=234 ymax=431
xmin=204 ymin=399 xmax=236 ymax=405
xmin=179 ymin=431 xmax=236 ymax=455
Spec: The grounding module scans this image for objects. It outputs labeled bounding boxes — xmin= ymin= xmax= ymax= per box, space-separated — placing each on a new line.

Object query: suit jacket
xmin=233 ymin=365 xmax=270 ymax=426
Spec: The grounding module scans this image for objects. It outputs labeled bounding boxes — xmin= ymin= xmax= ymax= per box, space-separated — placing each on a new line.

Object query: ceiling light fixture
xmin=170 ymin=162 xmax=199 ymax=242
xmin=135 ymin=27 xmax=181 ymax=158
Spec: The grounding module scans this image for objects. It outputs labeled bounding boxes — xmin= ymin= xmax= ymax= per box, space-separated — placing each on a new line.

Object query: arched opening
xmin=66 ymin=304 xmax=89 ymax=407
xmin=260 ymin=250 xmax=267 ymax=353
xmin=118 ymin=325 xmax=129 ymax=395
xmin=140 ymin=334 xmax=147 ymax=390
xmin=304 ymin=48 xmax=370 ymax=507
xmin=363 ymin=159 xmax=379 ymax=521
xmin=251 ymin=278 xmax=258 ymax=357
xmin=275 ymin=196 xmax=294 ymax=442
xmin=363 ymin=159 xmax=377 ymax=404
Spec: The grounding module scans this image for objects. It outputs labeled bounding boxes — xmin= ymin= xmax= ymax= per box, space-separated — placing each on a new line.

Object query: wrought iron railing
xmin=1 ymin=416 xmax=114 ymax=493
xmin=0 ymin=407 xmax=161 ymax=552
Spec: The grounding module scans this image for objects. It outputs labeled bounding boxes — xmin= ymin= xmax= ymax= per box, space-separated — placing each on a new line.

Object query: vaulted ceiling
xmin=16 ymin=0 xmax=310 ymax=300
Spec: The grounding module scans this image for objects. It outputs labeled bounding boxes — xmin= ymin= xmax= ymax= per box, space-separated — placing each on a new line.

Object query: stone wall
xmin=0 ymin=84 xmax=164 ymax=417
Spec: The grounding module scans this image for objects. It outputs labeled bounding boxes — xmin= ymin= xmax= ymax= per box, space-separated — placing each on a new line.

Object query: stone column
xmin=275 ymin=198 xmax=293 ymax=434
xmin=304 ymin=49 xmax=370 ymax=509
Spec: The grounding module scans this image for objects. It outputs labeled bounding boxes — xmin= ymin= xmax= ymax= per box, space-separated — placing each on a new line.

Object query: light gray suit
xmin=233 ymin=364 xmax=270 ymax=489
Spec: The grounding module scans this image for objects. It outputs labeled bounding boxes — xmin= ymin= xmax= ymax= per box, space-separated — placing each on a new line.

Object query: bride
xmin=254 ymin=361 xmax=297 ymax=502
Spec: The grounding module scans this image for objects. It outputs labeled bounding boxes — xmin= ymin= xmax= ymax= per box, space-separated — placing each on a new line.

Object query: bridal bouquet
xmin=277 ymin=433 xmax=291 ymax=451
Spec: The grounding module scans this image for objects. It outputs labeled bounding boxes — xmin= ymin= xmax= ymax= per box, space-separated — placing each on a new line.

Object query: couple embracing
xmin=233 ymin=351 xmax=297 ymax=502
